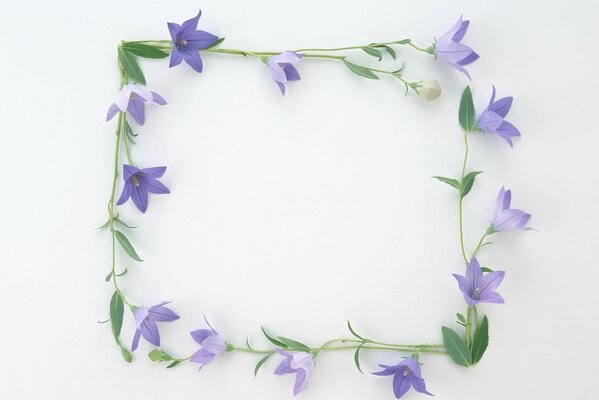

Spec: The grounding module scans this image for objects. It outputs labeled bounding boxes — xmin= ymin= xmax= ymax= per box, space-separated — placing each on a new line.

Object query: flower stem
xmin=458 ymin=131 xmax=470 ymax=265
xmin=293 ymin=40 xmax=432 ymax=54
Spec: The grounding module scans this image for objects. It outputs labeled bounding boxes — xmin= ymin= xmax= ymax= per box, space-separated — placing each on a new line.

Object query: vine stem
xmin=458 ymin=131 xmax=470 ymax=265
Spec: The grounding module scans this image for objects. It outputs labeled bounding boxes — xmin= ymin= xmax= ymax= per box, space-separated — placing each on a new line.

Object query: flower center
xmin=131 ymin=175 xmax=141 ymax=187
xmin=472 ymin=288 xmax=481 ymax=298
xmin=175 ymin=39 xmax=187 ymax=48
xmin=403 ymin=367 xmax=411 ymax=377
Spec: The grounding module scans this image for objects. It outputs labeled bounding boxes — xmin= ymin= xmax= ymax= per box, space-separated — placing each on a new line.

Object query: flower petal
xmin=180 ymin=10 xmax=202 ymax=35
xmin=106 ymin=103 xmax=120 ymax=121
xmin=131 ymin=329 xmax=142 ymax=351
xmin=478 ymin=291 xmax=505 ymax=304
xmin=182 ymin=30 xmax=218 ymax=49
xmin=480 ymin=270 xmax=505 ymax=294
xmin=169 ymin=47 xmax=184 ymax=67
xmin=202 ymin=334 xmax=227 ymax=354
xmin=411 ymin=377 xmax=433 ymax=396
xmin=131 ymin=184 xmax=149 ymax=213
xmin=139 ymin=175 xmax=170 ymax=195
xmin=191 ymin=348 xmax=216 ymax=365
xmin=140 ymin=319 xmax=160 ymax=346
xmin=293 ymin=368 xmax=310 ymax=395
xmin=127 ymin=96 xmax=146 ymax=125
xmin=393 ymin=372 xmax=412 ymax=399
xmin=148 ymin=304 xmax=179 ymax=322
xmin=191 ymin=329 xmax=214 ymax=344
xmin=283 ymin=63 xmax=301 ymax=81
xmin=123 ymin=164 xmax=140 ymax=181
xmin=167 ymin=22 xmax=182 ymax=42
xmin=151 ymin=92 xmax=167 ymax=106
xmin=116 ymin=181 xmax=132 ymax=206
xmin=182 ymin=48 xmax=204 ymax=73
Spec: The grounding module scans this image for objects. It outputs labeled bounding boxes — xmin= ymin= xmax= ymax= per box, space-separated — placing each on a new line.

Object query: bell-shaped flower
xmin=453 ymin=257 xmax=505 ymax=306
xmin=106 ymin=84 xmax=166 ymax=125
xmin=117 ymin=165 xmax=170 ymax=213
xmin=490 ymin=187 xmax=533 ymax=232
xmin=131 ymin=301 xmax=179 ymax=351
xmin=190 ymin=319 xmax=227 ymax=370
xmin=373 ymin=357 xmax=433 ymax=399
xmin=267 ymin=51 xmax=302 ymax=95
xmin=477 ymin=86 xmax=520 ymax=147
xmin=434 ymin=16 xmax=479 ymax=79
xmin=274 ymin=350 xmax=314 ymax=395
xmin=167 ymin=10 xmax=219 ymax=73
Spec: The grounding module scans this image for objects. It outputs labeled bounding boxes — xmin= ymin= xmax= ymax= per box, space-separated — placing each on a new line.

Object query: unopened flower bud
xmin=419 ymin=80 xmax=441 ymax=101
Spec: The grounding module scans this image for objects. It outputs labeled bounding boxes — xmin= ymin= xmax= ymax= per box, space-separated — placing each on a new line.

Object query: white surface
xmin=1 ymin=0 xmax=598 ymax=398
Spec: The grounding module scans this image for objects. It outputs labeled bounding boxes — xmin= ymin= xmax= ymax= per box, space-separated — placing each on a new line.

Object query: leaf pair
xmin=433 ymin=171 xmax=483 ymax=198
xmin=442 ymin=316 xmax=489 ymax=367
xmin=118 ymin=43 xmax=169 ymax=85
xmin=261 ymin=327 xmax=310 ymax=352
xmin=363 ymin=44 xmax=396 ymax=61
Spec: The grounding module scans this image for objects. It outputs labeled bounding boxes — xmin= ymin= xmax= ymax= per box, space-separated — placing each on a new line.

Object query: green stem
xmin=458 ymin=131 xmax=470 ymax=264
xmin=294 ymin=40 xmax=432 ymax=54
xmin=465 ymin=306 xmax=473 ymax=347
xmin=471 ymin=230 xmax=491 ymax=260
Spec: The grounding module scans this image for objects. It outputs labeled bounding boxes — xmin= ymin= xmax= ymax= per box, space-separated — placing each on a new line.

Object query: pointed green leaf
xmin=110 ymin=291 xmax=124 ymax=338
xmin=396 ymin=39 xmax=411 ymax=44
xmin=362 ymin=47 xmax=382 ymax=60
xmin=343 ymin=60 xmax=379 ymax=80
xmin=205 ymin=37 xmax=225 ymax=49
xmin=166 ymin=360 xmax=181 ymax=368
xmin=471 ymin=316 xmax=489 ymax=364
xmin=353 ymin=343 xmax=365 ymax=374
xmin=254 ymin=353 xmax=272 ymax=377
xmin=118 ymin=47 xmax=146 ymax=85
xmin=115 ymin=230 xmax=143 ymax=262
xmin=481 ymin=266 xmax=494 ymax=273
xmin=433 ymin=176 xmax=461 ymax=191
xmin=277 ymin=336 xmax=311 ymax=352
xmin=460 ymin=171 xmax=483 ymax=198
xmin=347 ymin=320 xmax=367 ymax=341
xmin=379 ymin=45 xmax=396 ymax=60
xmin=456 ymin=313 xmax=466 ymax=324
xmin=459 ymin=86 xmax=476 ymax=131
xmin=442 ymin=326 xmax=472 ymax=367
xmin=122 ymin=43 xmax=169 ymax=59
xmin=261 ymin=327 xmax=288 ymax=348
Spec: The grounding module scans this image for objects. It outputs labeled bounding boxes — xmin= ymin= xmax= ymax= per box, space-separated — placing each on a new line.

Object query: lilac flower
xmin=434 ymin=16 xmax=479 ymax=79
xmin=131 ymin=301 xmax=179 ymax=351
xmin=453 ymin=257 xmax=505 ymax=306
xmin=190 ymin=319 xmax=227 ymax=370
xmin=373 ymin=357 xmax=432 ymax=399
xmin=117 ymin=165 xmax=170 ymax=213
xmin=490 ymin=187 xmax=533 ymax=232
xmin=167 ymin=10 xmax=218 ymax=73
xmin=267 ymin=51 xmax=303 ymax=95
xmin=274 ymin=350 xmax=314 ymax=396
xmin=477 ymin=86 xmax=520 ymax=147
xmin=106 ymin=84 xmax=167 ymax=125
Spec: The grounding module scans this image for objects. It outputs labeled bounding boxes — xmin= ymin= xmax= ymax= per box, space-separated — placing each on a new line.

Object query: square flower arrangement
xmin=100 ymin=10 xmax=533 ymax=399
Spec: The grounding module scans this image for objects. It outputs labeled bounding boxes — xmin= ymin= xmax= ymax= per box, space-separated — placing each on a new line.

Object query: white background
xmin=1 ymin=0 xmax=598 ymax=399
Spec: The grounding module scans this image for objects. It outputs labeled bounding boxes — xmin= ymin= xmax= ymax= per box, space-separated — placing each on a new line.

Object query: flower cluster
xmin=102 ymin=11 xmax=534 ymax=400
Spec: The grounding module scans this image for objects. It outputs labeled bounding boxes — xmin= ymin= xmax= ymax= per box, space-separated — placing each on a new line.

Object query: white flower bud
xmin=419 ymin=80 xmax=441 ymax=101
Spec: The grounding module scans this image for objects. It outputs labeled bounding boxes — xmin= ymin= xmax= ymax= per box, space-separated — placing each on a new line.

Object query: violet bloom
xmin=267 ymin=51 xmax=302 ymax=95
xmin=434 ymin=16 xmax=479 ymax=79
xmin=373 ymin=357 xmax=432 ymax=399
xmin=274 ymin=350 xmax=314 ymax=396
xmin=453 ymin=257 xmax=505 ymax=306
xmin=117 ymin=165 xmax=170 ymax=213
xmin=131 ymin=301 xmax=179 ymax=351
xmin=106 ymin=84 xmax=167 ymax=125
xmin=168 ymin=10 xmax=218 ymax=73
xmin=477 ymin=86 xmax=521 ymax=147
xmin=190 ymin=319 xmax=227 ymax=370
xmin=490 ymin=186 xmax=532 ymax=232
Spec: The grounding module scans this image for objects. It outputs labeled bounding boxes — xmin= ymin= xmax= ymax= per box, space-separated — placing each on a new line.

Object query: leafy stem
xmin=458 ymin=131 xmax=470 ymax=264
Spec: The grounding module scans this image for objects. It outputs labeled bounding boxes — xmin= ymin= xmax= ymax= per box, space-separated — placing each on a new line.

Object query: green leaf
xmin=114 ymin=216 xmax=137 ymax=229
xmin=205 ymin=37 xmax=225 ymax=49
xmin=122 ymin=43 xmax=169 ymax=59
xmin=254 ymin=353 xmax=272 ymax=376
xmin=347 ymin=320 xmax=367 ymax=341
xmin=148 ymin=349 xmax=173 ymax=362
xmin=433 ymin=176 xmax=461 ymax=191
xmin=362 ymin=47 xmax=382 ymax=61
xmin=379 ymin=45 xmax=396 ymax=60
xmin=105 ymin=271 xmax=113 ymax=282
xmin=460 ymin=171 xmax=483 ymax=198
xmin=261 ymin=327 xmax=288 ymax=348
xmin=456 ymin=313 xmax=466 ymax=324
xmin=353 ymin=343 xmax=365 ymax=374
xmin=343 ymin=60 xmax=379 ymax=80
xmin=166 ymin=360 xmax=181 ymax=368
xmin=110 ymin=291 xmax=124 ymax=338
xmin=471 ymin=316 xmax=489 ymax=364
xmin=277 ymin=337 xmax=311 ymax=352
xmin=115 ymin=230 xmax=143 ymax=262
xmin=396 ymin=39 xmax=411 ymax=44
xmin=459 ymin=86 xmax=476 ymax=131
xmin=442 ymin=326 xmax=472 ymax=367
xmin=481 ymin=266 xmax=494 ymax=273
xmin=120 ymin=346 xmax=132 ymax=363
xmin=118 ymin=47 xmax=146 ymax=85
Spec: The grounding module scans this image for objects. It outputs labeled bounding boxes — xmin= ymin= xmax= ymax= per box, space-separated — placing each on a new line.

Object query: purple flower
xmin=453 ymin=257 xmax=505 ymax=306
xmin=477 ymin=86 xmax=520 ymax=147
xmin=490 ymin=187 xmax=533 ymax=232
xmin=434 ymin=16 xmax=479 ymax=79
xmin=167 ymin=10 xmax=218 ymax=73
xmin=274 ymin=350 xmax=314 ymax=396
xmin=117 ymin=165 xmax=170 ymax=213
xmin=106 ymin=84 xmax=167 ymax=125
xmin=131 ymin=301 xmax=179 ymax=351
xmin=190 ymin=319 xmax=227 ymax=370
xmin=267 ymin=51 xmax=302 ymax=95
xmin=373 ymin=357 xmax=432 ymax=399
